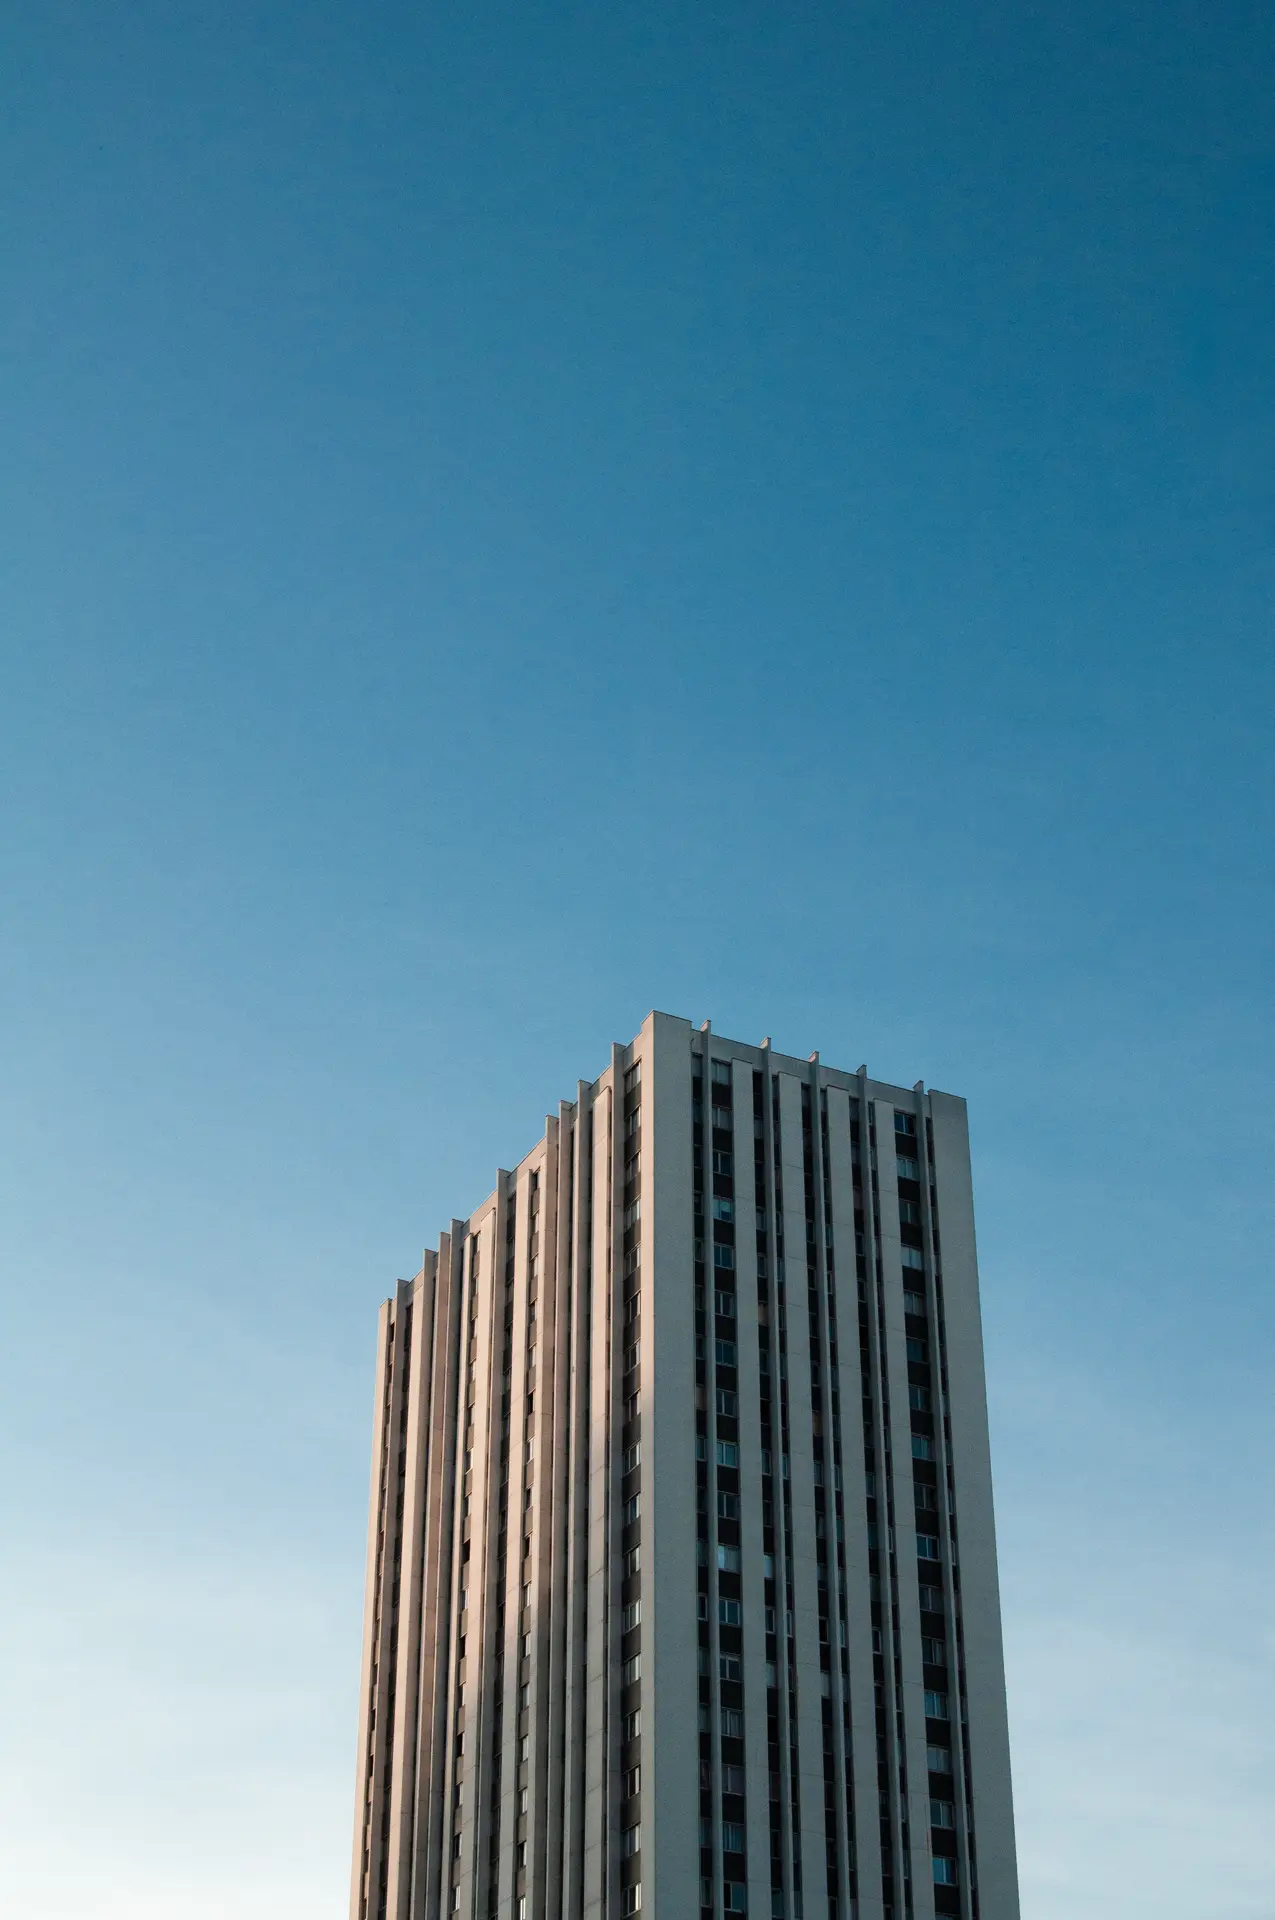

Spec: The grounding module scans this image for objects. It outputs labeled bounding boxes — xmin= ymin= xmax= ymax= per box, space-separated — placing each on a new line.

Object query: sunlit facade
xmin=350 ymin=1011 xmax=1019 ymax=1920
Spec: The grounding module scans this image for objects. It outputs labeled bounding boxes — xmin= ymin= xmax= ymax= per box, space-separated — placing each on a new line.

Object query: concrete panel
xmin=649 ymin=1012 xmax=699 ymax=1920
xmin=581 ymin=1075 xmax=615 ymax=1920
xmin=931 ymin=1095 xmax=1020 ymax=1920
xmin=349 ymin=1298 xmax=394 ymax=1920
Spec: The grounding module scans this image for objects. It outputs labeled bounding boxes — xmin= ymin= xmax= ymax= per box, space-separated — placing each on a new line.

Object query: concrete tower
xmin=350 ymin=1012 xmax=1019 ymax=1920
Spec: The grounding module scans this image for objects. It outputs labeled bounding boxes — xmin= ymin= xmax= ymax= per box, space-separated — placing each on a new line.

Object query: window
xmin=622 ymin=1824 xmax=640 ymax=1857
xmin=899 ymin=1201 xmax=921 ymax=1225
xmin=715 ymin=1340 xmax=738 ymax=1367
xmin=904 ymin=1290 xmax=925 ymax=1316
xmin=924 ymin=1690 xmax=950 ymax=1719
xmin=718 ymin=1544 xmax=741 ymax=1572
xmin=698 ymin=1593 xmax=709 ymax=1621
xmin=722 ymin=1821 xmax=745 ymax=1851
xmin=713 ymin=1150 xmax=733 ymax=1175
xmin=930 ymin=1798 xmax=955 ymax=1827
xmin=713 ymin=1197 xmax=735 ymax=1222
xmin=721 ymin=1708 xmax=743 ymax=1737
xmin=906 ymin=1337 xmax=927 ymax=1363
xmin=623 ymin=1602 xmax=642 ymax=1632
xmin=712 ymin=1106 xmax=732 ymax=1131
xmin=917 ymin=1533 xmax=941 ymax=1560
xmin=719 ymin=1598 xmax=742 ymax=1626
xmin=901 ymin=1246 xmax=925 ymax=1271
xmin=623 ymin=1655 xmax=642 ymax=1685
xmin=894 ymin=1111 xmax=916 ymax=1136
xmin=927 ymin=1743 xmax=951 ymax=1773
xmin=625 ymin=1709 xmax=642 ymax=1740
xmin=624 ymin=1888 xmax=642 ymax=1915
xmin=716 ymin=1389 xmax=738 ymax=1417
xmin=897 ymin=1156 xmax=919 ymax=1180
xmin=718 ymin=1492 xmax=739 ymax=1519
xmin=919 ymin=1584 xmax=943 ymax=1612
xmin=909 ymin=1385 xmax=930 ymax=1411
xmin=932 ymin=1857 xmax=958 ymax=1886
xmin=712 ymin=1060 xmax=732 ymax=1086
xmin=624 ymin=1444 xmax=641 ymax=1473
xmin=724 ymin=1881 xmax=748 ymax=1910
xmin=719 ymin=1659 xmax=742 ymax=1686
xmin=922 ymin=1636 xmax=946 ymax=1664
xmin=714 ymin=1245 xmax=736 ymax=1271
xmin=715 ymin=1289 xmax=736 ymax=1317
xmin=625 ymin=1495 xmax=641 ymax=1524
xmin=721 ymin=1762 xmax=746 ymax=1791
xmin=914 ymin=1484 xmax=937 ymax=1510
xmin=624 ymin=1061 xmax=642 ymax=1092
xmin=716 ymin=1440 xmax=738 ymax=1468
xmin=912 ymin=1435 xmax=935 ymax=1461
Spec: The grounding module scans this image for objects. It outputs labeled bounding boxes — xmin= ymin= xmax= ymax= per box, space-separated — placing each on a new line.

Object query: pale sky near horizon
xmin=1 ymin=3 xmax=1272 ymax=1916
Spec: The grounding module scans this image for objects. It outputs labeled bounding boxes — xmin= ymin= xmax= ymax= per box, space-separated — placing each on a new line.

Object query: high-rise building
xmin=350 ymin=1012 xmax=1019 ymax=1920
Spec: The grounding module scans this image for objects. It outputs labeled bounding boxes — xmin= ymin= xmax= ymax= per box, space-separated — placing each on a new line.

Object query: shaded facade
xmin=350 ymin=1011 xmax=1019 ymax=1920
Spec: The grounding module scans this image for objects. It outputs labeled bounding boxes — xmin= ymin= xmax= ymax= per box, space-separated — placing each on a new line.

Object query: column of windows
xmin=753 ymin=1068 xmax=787 ymax=1920
xmin=767 ymin=1075 xmax=803 ymax=1919
xmin=483 ymin=1192 xmax=518 ymax=1915
xmin=693 ymin=1055 xmax=748 ymax=1916
xmin=809 ymin=1084 xmax=856 ymax=1920
xmin=858 ymin=1099 xmax=910 ymax=1920
xmin=444 ymin=1248 xmax=482 ymax=1913
xmin=693 ymin=1055 xmax=715 ymax=1909
xmin=619 ymin=1059 xmax=644 ymax=1915
xmin=905 ymin=1108 xmax=976 ymax=1920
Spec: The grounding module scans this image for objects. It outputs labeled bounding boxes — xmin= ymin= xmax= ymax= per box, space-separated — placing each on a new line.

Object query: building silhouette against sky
xmin=350 ymin=1012 xmax=1019 ymax=1920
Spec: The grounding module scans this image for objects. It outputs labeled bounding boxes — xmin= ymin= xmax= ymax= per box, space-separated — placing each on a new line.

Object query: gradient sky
xmin=1 ymin=3 xmax=1272 ymax=1916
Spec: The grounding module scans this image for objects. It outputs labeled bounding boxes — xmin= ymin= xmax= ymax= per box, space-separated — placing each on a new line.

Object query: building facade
xmin=349 ymin=1012 xmax=1019 ymax=1920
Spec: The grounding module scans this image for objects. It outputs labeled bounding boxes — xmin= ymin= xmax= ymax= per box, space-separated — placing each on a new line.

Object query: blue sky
xmin=1 ymin=2 xmax=1271 ymax=1914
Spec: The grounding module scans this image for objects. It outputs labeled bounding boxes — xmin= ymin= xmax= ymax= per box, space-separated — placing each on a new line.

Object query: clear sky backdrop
xmin=1 ymin=3 xmax=1272 ymax=1916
